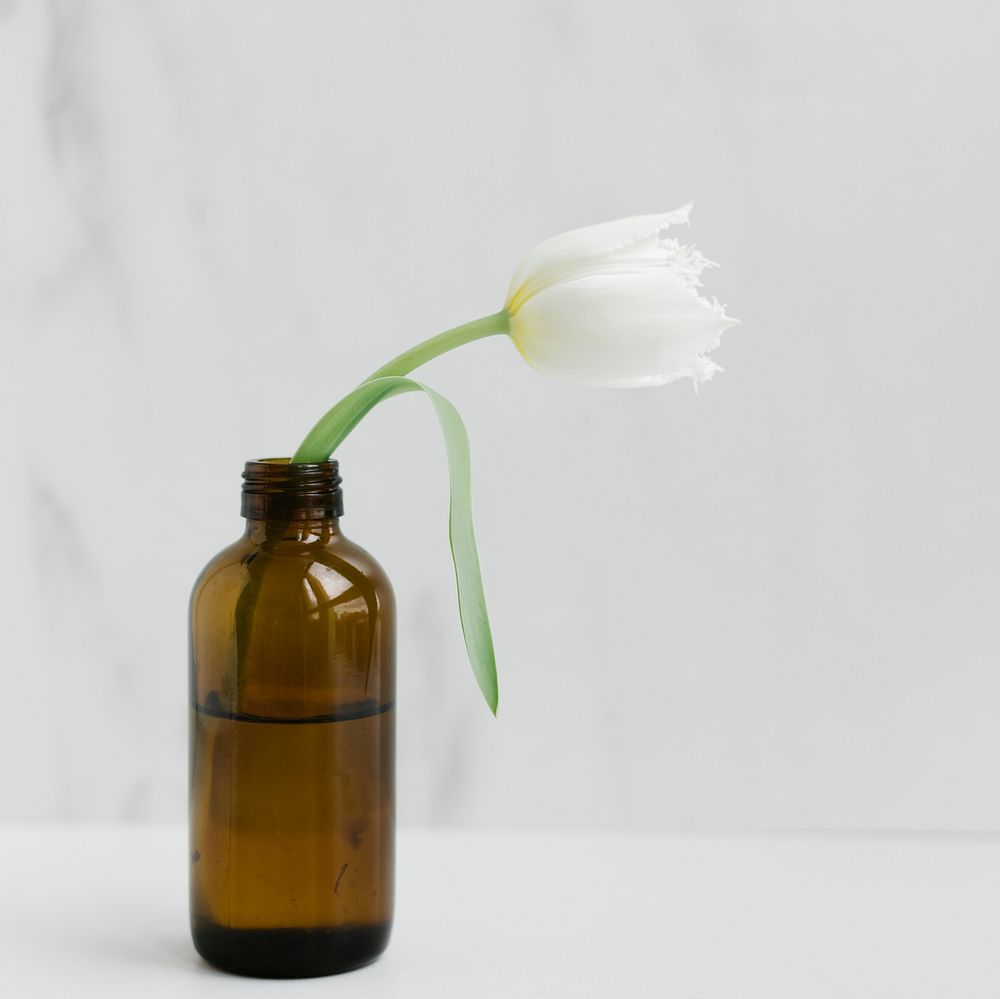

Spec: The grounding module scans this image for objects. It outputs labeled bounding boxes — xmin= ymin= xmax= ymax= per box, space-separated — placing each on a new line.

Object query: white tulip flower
xmin=295 ymin=205 xmax=739 ymax=712
xmin=504 ymin=204 xmax=738 ymax=387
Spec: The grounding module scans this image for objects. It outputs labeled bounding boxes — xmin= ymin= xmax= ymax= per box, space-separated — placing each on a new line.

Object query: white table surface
xmin=1 ymin=824 xmax=998 ymax=998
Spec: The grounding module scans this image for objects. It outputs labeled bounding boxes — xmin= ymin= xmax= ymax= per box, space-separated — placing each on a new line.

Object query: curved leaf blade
xmin=293 ymin=376 xmax=498 ymax=714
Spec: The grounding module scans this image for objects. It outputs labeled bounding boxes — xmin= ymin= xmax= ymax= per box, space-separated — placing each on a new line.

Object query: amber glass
xmin=189 ymin=459 xmax=395 ymax=978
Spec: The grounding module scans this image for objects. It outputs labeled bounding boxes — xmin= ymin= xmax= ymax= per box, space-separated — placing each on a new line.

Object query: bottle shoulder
xmin=322 ymin=534 xmax=394 ymax=601
xmin=190 ymin=531 xmax=394 ymax=610
xmin=190 ymin=536 xmax=254 ymax=602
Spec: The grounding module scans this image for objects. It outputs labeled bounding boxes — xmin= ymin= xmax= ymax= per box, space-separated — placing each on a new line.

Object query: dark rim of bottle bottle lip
xmin=241 ymin=458 xmax=344 ymax=520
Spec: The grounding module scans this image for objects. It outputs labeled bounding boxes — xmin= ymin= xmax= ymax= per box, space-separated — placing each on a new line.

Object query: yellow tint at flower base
xmin=293 ymin=205 xmax=739 ymax=713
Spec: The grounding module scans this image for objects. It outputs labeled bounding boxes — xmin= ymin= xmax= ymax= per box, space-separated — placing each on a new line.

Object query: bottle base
xmin=192 ymin=920 xmax=392 ymax=978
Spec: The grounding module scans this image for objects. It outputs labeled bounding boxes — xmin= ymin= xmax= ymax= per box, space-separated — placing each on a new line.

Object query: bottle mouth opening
xmin=241 ymin=458 xmax=344 ymax=520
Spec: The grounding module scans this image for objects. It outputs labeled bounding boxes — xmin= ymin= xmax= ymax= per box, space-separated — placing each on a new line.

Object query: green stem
xmin=294 ymin=379 xmax=418 ymax=463
xmin=292 ymin=310 xmax=509 ymax=463
xmin=365 ymin=309 xmax=510 ymax=381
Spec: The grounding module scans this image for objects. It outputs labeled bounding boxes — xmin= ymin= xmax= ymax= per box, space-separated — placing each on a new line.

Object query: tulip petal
xmin=509 ymin=268 xmax=738 ymax=387
xmin=506 ymin=204 xmax=693 ymax=312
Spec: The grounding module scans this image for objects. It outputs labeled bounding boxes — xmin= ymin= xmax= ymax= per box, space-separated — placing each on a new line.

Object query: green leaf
xmin=293 ymin=376 xmax=498 ymax=715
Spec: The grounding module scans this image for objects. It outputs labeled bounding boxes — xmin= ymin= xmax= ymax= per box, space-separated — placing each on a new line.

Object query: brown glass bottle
xmin=189 ymin=459 xmax=395 ymax=978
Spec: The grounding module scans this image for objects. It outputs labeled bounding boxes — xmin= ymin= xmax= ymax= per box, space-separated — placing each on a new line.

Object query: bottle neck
xmin=240 ymin=458 xmax=344 ymax=544
xmin=244 ymin=516 xmax=341 ymax=545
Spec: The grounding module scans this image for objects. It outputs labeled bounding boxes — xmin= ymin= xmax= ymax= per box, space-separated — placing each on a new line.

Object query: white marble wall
xmin=2 ymin=0 xmax=998 ymax=828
